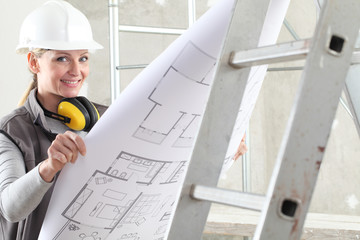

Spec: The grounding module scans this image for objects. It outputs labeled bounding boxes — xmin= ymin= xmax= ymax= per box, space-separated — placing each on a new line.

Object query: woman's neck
xmin=36 ymin=91 xmax=62 ymax=113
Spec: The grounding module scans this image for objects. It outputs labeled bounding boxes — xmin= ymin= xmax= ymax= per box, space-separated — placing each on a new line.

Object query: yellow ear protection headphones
xmin=43 ymin=97 xmax=100 ymax=132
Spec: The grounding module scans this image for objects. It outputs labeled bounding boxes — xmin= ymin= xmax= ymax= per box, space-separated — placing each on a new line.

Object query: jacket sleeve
xmin=0 ymin=133 xmax=53 ymax=222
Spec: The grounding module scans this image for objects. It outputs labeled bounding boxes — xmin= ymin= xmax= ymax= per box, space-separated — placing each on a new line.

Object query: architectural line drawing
xmin=40 ymin=1 xmax=258 ymax=239
xmin=51 ymin=151 xmax=185 ymax=239
xmin=133 ymin=41 xmax=217 ymax=147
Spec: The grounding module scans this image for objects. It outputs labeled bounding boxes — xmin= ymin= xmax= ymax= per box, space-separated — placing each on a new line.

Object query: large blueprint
xmin=39 ymin=0 xmax=289 ymax=239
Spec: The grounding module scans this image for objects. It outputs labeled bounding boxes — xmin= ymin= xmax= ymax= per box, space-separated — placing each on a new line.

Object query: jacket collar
xmin=24 ymin=88 xmax=52 ymax=133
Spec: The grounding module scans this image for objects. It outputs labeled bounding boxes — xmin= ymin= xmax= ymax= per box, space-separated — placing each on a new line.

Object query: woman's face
xmin=35 ymin=49 xmax=89 ymax=110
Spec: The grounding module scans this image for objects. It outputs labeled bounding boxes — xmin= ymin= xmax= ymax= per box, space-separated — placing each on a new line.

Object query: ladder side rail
xmin=344 ymin=63 xmax=360 ymax=136
xmin=109 ymin=0 xmax=120 ymax=102
xmin=254 ymin=1 xmax=360 ymax=239
xmin=166 ymin=0 xmax=274 ymax=239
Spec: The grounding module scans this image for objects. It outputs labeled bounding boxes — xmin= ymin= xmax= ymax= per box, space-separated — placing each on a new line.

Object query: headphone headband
xmin=43 ymin=108 xmax=71 ymax=124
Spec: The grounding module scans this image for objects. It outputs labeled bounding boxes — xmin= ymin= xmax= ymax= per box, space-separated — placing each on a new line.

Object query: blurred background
xmin=1 ymin=0 xmax=359 ymax=239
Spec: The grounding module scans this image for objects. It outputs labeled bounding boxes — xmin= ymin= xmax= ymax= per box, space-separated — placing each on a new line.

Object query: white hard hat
xmin=16 ymin=0 xmax=103 ymax=53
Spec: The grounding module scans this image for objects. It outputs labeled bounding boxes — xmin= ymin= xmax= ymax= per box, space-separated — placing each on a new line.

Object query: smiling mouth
xmin=61 ymin=79 xmax=81 ymax=85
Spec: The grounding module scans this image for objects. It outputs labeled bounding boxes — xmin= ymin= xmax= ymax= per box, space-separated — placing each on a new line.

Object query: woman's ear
xmin=27 ymin=52 xmax=39 ymax=74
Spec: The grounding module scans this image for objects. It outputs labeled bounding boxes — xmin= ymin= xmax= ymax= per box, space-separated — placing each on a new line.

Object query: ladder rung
xmin=229 ymin=39 xmax=310 ymax=68
xmin=119 ymin=25 xmax=186 ymax=35
xmin=116 ymin=64 xmax=148 ymax=70
xmin=229 ymin=39 xmax=360 ymax=68
xmin=190 ymin=184 xmax=265 ymax=211
xmin=351 ymin=49 xmax=360 ymax=64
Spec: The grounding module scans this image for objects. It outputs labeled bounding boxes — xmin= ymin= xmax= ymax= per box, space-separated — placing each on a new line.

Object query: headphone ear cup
xmin=75 ymin=96 xmax=100 ymax=131
xmin=58 ymin=98 xmax=91 ymax=131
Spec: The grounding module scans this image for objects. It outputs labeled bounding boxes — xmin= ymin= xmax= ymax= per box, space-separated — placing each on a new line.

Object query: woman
xmin=0 ymin=1 xmax=105 ymax=239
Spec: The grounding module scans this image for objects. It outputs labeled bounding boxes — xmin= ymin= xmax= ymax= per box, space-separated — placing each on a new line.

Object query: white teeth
xmin=61 ymin=80 xmax=79 ymax=84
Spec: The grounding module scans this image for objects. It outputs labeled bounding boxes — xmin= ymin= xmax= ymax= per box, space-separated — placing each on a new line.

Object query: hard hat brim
xmin=16 ymin=40 xmax=103 ymax=54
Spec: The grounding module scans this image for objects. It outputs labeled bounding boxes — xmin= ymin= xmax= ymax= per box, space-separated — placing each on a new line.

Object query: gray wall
xmin=1 ymin=0 xmax=359 ymax=235
xmin=0 ymin=0 xmax=47 ymax=117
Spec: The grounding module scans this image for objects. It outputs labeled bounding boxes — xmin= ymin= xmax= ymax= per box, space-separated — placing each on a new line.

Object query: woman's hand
xmin=233 ymin=134 xmax=248 ymax=161
xmin=39 ymin=131 xmax=86 ymax=182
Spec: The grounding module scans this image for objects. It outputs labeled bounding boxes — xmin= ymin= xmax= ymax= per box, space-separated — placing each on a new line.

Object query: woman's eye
xmin=57 ymin=57 xmax=68 ymax=62
xmin=80 ymin=56 xmax=88 ymax=62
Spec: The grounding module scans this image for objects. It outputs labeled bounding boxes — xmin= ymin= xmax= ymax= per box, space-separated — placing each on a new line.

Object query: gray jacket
xmin=0 ymin=89 xmax=106 ymax=240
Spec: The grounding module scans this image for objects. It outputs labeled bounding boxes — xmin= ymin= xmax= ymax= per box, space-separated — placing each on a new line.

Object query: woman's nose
xmin=68 ymin=61 xmax=81 ymax=76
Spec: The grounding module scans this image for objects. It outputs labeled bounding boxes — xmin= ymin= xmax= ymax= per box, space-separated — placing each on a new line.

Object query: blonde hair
xmin=18 ymin=48 xmax=49 ymax=107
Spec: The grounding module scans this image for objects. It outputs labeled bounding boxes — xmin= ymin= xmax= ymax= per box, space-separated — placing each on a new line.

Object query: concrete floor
xmin=202 ymin=234 xmax=245 ymax=240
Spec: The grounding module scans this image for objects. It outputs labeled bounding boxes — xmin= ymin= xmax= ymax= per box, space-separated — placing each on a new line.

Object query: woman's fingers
xmin=53 ymin=134 xmax=76 ymax=162
xmin=48 ymin=131 xmax=86 ymax=165
xmin=233 ymin=134 xmax=248 ymax=161
xmin=65 ymin=131 xmax=86 ymax=156
xmin=42 ymin=132 xmax=86 ymax=182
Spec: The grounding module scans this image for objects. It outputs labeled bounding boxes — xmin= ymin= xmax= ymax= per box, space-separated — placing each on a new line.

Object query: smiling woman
xmin=0 ymin=1 xmax=107 ymax=239
xmin=30 ymin=50 xmax=90 ymax=112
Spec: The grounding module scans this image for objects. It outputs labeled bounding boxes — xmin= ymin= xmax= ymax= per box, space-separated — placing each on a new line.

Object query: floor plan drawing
xmin=39 ymin=1 xmax=240 ymax=239
xmin=52 ymin=151 xmax=186 ymax=239
xmin=133 ymin=41 xmax=216 ymax=148
xmin=47 ymin=41 xmax=217 ymax=239
xmin=38 ymin=0 xmax=286 ymax=238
